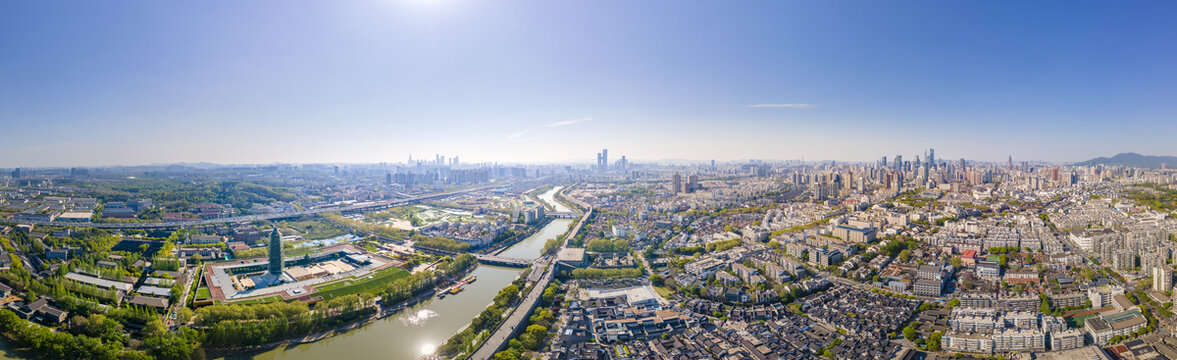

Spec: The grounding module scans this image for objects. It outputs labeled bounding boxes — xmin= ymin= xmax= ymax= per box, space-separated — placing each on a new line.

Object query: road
xmin=15 ymin=185 xmax=497 ymax=229
xmin=633 ymin=250 xmax=671 ymax=306
xmin=166 ymin=266 xmax=198 ymax=328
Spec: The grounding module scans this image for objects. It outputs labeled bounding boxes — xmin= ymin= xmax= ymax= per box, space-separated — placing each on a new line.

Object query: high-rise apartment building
xmin=1154 ymin=266 xmax=1172 ymax=293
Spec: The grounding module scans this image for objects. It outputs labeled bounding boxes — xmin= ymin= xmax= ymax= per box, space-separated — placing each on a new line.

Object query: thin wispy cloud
xmin=546 ymin=117 xmax=592 ymax=127
xmin=748 ymin=103 xmax=815 ymax=109
xmin=507 ymin=130 xmax=529 ymax=139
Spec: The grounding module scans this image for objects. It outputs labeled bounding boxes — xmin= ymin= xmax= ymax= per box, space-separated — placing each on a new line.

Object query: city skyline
xmin=3 ymin=1 xmax=1176 ymax=167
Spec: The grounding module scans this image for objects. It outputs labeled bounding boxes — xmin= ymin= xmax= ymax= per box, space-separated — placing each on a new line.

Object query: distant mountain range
xmin=1073 ymin=153 xmax=1177 ymax=169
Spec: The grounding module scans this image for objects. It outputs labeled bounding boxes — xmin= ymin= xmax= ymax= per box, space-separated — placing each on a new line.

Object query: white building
xmin=1153 ymin=266 xmax=1173 ymax=293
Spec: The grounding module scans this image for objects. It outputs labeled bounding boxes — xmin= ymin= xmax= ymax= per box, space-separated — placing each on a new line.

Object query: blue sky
xmin=1 ymin=0 xmax=1175 ymax=167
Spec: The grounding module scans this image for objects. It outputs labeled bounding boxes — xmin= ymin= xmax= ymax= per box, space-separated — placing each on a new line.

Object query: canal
xmin=535 ymin=185 xmax=573 ymax=213
xmin=229 ymin=186 xmax=575 ymax=360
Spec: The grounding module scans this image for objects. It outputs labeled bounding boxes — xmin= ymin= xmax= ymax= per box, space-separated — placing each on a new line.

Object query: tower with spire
xmin=269 ymin=228 xmax=284 ymax=277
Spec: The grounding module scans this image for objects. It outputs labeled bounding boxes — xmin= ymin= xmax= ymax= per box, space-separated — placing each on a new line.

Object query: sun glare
xmin=420 ymin=343 xmax=436 ymax=355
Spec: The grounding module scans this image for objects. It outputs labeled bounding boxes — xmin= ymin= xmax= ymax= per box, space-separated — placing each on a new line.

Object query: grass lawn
xmin=314 ymin=267 xmax=411 ymax=300
xmin=285 ymin=247 xmax=324 ymax=258
xmin=277 ymin=218 xmax=347 ymax=240
xmin=195 ymin=287 xmax=211 ymax=299
xmin=653 ymin=286 xmax=675 ymax=298
xmin=1066 ymin=313 xmax=1097 ymax=328
xmin=234 ymin=296 xmax=284 ymax=305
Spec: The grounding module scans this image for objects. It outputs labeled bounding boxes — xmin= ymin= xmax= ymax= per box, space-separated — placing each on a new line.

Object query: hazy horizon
xmin=6 ymin=152 xmax=1165 ymax=170
xmin=3 ymin=1 xmax=1175 ymax=168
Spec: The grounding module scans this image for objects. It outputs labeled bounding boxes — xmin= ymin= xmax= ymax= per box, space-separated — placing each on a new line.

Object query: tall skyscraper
xmin=672 ymin=173 xmax=682 ymax=194
xmin=894 ymin=154 xmax=903 ymax=172
xmin=1008 ymin=155 xmax=1013 ymax=169
xmin=927 ymin=148 xmax=935 ymax=168
xmin=9 ymin=168 xmax=19 ymax=178
xmin=269 ymin=228 xmax=284 ymax=277
xmin=597 ymin=149 xmax=609 ymax=171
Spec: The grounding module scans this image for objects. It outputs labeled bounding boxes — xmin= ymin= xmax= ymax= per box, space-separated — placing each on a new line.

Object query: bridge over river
xmin=472 ymin=254 xmax=535 ymax=267
xmin=415 ymin=247 xmax=536 ymax=268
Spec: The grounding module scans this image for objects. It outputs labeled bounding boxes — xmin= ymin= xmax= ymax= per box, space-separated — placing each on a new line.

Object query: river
xmin=536 ymin=186 xmax=573 ymax=213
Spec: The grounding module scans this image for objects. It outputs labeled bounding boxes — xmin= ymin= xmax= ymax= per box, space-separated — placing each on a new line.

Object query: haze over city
xmin=3 ymin=1 xmax=1176 ymax=167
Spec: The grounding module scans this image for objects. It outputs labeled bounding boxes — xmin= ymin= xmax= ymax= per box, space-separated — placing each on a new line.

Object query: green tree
xmin=898 ymin=249 xmax=912 ymax=262
xmin=586 ymin=239 xmax=614 ymax=252
xmin=522 ymin=324 xmax=547 ymax=350
xmin=903 ymin=323 xmax=918 ymax=341
xmin=541 ymin=285 xmax=558 ymax=306
xmin=140 ymin=334 xmax=195 ymax=360
xmin=928 ymin=331 xmax=942 ymax=351
xmin=493 ymin=348 xmax=521 ymax=360
xmin=143 ymin=319 xmax=168 ymax=338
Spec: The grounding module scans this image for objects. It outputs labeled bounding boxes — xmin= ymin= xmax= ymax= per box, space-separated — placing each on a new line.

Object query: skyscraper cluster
xmin=595 ymin=148 xmax=629 ymax=171
xmin=597 ymin=149 xmax=608 ymax=171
